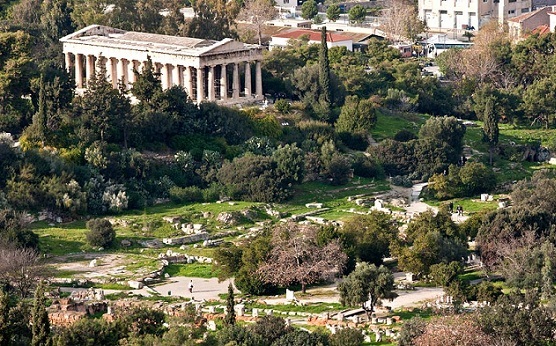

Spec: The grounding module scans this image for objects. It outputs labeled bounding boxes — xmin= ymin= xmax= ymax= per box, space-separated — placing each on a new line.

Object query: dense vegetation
xmin=2 ymin=0 xmax=556 ymax=344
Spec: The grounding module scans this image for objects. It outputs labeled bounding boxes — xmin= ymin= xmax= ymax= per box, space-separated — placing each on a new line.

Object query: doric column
xmin=185 ymin=66 xmax=194 ymax=99
xmin=172 ymin=65 xmax=181 ymax=87
xmin=85 ymin=55 xmax=95 ymax=86
xmin=197 ymin=67 xmax=205 ymax=104
xmin=64 ymin=52 xmax=73 ymax=74
xmin=117 ymin=58 xmax=127 ymax=87
xmin=160 ymin=63 xmax=170 ymax=89
xmin=208 ymin=65 xmax=215 ymax=101
xmin=244 ymin=62 xmax=252 ymax=98
xmin=75 ymin=53 xmax=83 ymax=88
xmin=232 ymin=62 xmax=240 ymax=100
xmin=128 ymin=60 xmax=137 ymax=87
xmin=255 ymin=61 xmax=263 ymax=99
xmin=220 ymin=64 xmax=228 ymax=100
xmin=108 ymin=58 xmax=118 ymax=89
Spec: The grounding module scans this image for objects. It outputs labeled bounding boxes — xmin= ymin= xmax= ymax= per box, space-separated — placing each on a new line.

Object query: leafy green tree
xmin=473 ymin=281 xmax=502 ymax=303
xmin=429 ymin=261 xmax=463 ymax=287
xmin=186 ymin=0 xmax=239 ymax=40
xmin=338 ymin=262 xmax=397 ymax=318
xmin=482 ymin=97 xmax=499 ymax=165
xmin=335 ymin=95 xmax=377 ymax=135
xmin=418 ymin=116 xmax=466 ymax=157
xmin=224 ymin=283 xmax=235 ymax=326
xmin=31 ymin=283 xmax=50 ymax=346
xmin=86 ymin=218 xmax=116 ymax=248
xmin=272 ymin=143 xmax=304 ymax=185
xmin=522 ymin=75 xmax=556 ymax=129
xmin=248 ymin=316 xmax=292 ymax=345
xmin=301 ymin=0 xmax=318 ymax=19
xmin=0 ymin=290 xmax=10 ymax=346
xmin=325 ymin=154 xmax=352 ymax=185
xmin=348 ymin=5 xmax=366 ymax=24
xmin=326 ymin=4 xmax=341 ymax=22
xmin=458 ymin=162 xmax=496 ymax=196
xmin=340 ymin=212 xmax=397 ymax=265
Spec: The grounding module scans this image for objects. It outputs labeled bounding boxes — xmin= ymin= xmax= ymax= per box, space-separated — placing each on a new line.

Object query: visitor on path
xmin=188 ymin=280 xmax=193 ymax=293
xmin=448 ymin=202 xmax=454 ymax=213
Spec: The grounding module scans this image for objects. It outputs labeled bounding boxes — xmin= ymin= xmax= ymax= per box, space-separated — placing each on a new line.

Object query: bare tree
xmin=257 ymin=222 xmax=347 ymax=293
xmin=380 ymin=0 xmax=424 ymax=43
xmin=237 ymin=0 xmax=277 ymax=45
xmin=0 ymin=246 xmax=45 ymax=298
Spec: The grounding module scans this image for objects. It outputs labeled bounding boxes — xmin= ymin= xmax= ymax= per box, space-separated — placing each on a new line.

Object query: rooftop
xmin=272 ymin=29 xmax=353 ymax=42
xmin=61 ymin=24 xmax=259 ymax=57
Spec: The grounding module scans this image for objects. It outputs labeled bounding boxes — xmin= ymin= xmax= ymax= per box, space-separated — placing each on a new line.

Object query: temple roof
xmin=60 ymin=24 xmax=259 ymax=57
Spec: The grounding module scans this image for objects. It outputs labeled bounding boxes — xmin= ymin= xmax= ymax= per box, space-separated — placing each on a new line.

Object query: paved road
xmin=143 ymin=277 xmax=235 ymax=300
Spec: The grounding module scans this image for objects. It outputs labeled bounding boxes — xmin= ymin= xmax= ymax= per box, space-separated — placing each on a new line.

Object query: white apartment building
xmin=419 ymin=0 xmax=532 ymax=30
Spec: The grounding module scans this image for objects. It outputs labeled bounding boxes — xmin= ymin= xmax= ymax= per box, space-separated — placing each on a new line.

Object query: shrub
xmin=168 ymin=186 xmax=204 ymax=203
xmin=394 ymin=129 xmax=418 ymax=142
xmin=86 ymin=218 xmax=116 ymax=248
xmin=274 ymin=99 xmax=291 ymax=114
xmin=391 ymin=175 xmax=413 ymax=187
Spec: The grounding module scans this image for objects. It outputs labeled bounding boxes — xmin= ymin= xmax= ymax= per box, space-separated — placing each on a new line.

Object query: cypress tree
xmin=319 ymin=26 xmax=332 ymax=107
xmin=31 ymin=283 xmax=51 ymax=346
xmin=482 ymin=97 xmax=499 ymax=166
xmin=224 ymin=283 xmax=236 ymax=326
xmin=28 ymin=75 xmax=47 ymax=146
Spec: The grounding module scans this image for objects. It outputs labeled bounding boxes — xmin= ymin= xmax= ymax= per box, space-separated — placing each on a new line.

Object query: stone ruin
xmin=48 ymin=297 xmax=108 ymax=326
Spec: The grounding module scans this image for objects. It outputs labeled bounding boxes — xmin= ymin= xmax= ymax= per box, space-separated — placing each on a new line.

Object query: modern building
xmin=60 ymin=25 xmax=264 ymax=105
xmin=418 ymin=0 xmax=532 ymax=30
xmin=269 ymin=29 xmax=354 ymax=50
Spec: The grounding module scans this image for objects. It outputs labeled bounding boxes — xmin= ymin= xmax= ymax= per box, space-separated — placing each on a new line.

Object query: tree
xmin=418 ymin=116 xmax=466 ymax=156
xmin=273 ymin=329 xmax=329 ymax=346
xmin=482 ymin=97 xmax=499 ymax=165
xmin=0 ymin=246 xmax=43 ymax=298
xmin=238 ymin=0 xmax=277 ymax=45
xmin=85 ymin=218 xmax=116 ymax=248
xmin=326 ymin=4 xmax=341 ymax=22
xmin=319 ymin=27 xmax=332 ymax=111
xmin=381 ymin=0 xmax=424 ymax=42
xmin=0 ymin=290 xmax=10 ymax=346
xmin=248 ymin=316 xmax=292 ymax=345
xmin=224 ymin=283 xmax=235 ymax=326
xmin=31 ymin=283 xmax=50 ymax=346
xmin=338 ymin=262 xmax=397 ymax=318
xmin=348 ymin=5 xmax=366 ymax=24
xmin=335 ymin=95 xmax=377 ymax=134
xmin=186 ymin=0 xmax=240 ymax=40
xmin=301 ymin=0 xmax=318 ymax=20
xmin=429 ymin=261 xmax=463 ymax=287
xmin=458 ymin=162 xmax=496 ymax=196
xmin=523 ymin=75 xmax=556 ymax=129
xmin=257 ymin=223 xmax=348 ymax=293
xmin=340 ymin=212 xmax=397 ymax=265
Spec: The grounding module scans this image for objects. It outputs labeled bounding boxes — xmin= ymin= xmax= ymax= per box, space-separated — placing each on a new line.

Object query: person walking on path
xmin=188 ymin=280 xmax=193 ymax=293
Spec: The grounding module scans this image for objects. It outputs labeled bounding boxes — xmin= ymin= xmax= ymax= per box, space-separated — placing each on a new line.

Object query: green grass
xmin=164 ymin=263 xmax=221 ymax=278
xmin=459 ymin=269 xmax=485 ymax=282
xmin=392 ymin=307 xmax=434 ymax=321
xmin=371 ymin=111 xmax=428 ymax=141
xmin=427 ymin=197 xmax=498 ymax=214
xmin=247 ymin=302 xmax=344 ymax=314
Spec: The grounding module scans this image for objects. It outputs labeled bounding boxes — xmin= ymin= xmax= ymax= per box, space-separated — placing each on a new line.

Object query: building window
xmin=521 ymin=7 xmax=530 ymax=12
xmin=508 ymin=9 xmax=516 ymax=14
xmin=283 ymin=0 xmax=289 ymax=3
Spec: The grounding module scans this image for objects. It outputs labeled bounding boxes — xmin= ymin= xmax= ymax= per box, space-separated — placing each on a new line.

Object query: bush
xmin=86 ymin=218 xmax=116 ymax=248
xmin=330 ymin=328 xmax=364 ymax=346
xmin=274 ymin=99 xmax=291 ymax=114
xmin=168 ymin=186 xmax=204 ymax=203
xmin=352 ymin=154 xmax=383 ymax=178
xmin=391 ymin=175 xmax=413 ymax=187
xmin=394 ymin=129 xmax=418 ymax=142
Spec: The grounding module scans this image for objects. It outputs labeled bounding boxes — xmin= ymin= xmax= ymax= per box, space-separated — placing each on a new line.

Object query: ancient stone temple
xmin=60 ymin=25 xmax=264 ymax=104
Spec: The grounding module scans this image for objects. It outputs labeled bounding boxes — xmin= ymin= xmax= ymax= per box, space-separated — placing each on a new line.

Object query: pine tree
xmin=31 ymin=283 xmax=51 ymax=346
xmin=224 ymin=283 xmax=236 ymax=326
xmin=482 ymin=97 xmax=499 ymax=166
xmin=319 ymin=26 xmax=332 ymax=107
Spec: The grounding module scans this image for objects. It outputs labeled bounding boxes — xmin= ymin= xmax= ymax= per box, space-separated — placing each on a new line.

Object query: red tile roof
xmin=272 ymin=29 xmax=352 ymax=42
xmin=532 ymin=24 xmax=551 ymax=35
